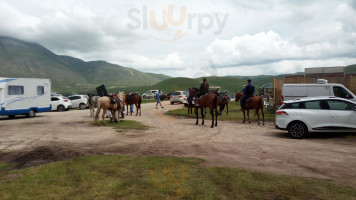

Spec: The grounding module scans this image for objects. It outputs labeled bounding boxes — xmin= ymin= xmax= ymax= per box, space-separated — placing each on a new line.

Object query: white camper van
xmin=282 ymin=79 xmax=356 ymax=103
xmin=0 ymin=78 xmax=51 ymax=118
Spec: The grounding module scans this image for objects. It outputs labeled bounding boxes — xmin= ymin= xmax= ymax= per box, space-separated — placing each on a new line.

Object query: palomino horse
xmin=125 ymin=93 xmax=142 ymax=116
xmin=88 ymin=94 xmax=99 ymax=117
xmin=94 ymin=95 xmax=123 ymax=126
xmin=235 ymin=91 xmax=265 ymax=125
xmin=188 ymin=88 xmax=219 ymax=128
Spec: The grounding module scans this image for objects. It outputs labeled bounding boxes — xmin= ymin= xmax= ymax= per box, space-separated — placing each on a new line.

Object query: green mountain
xmin=0 ymin=36 xmax=169 ymax=93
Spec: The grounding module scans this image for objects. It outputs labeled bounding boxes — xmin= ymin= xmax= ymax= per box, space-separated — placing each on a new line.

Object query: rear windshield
xmin=172 ymin=92 xmax=181 ymax=95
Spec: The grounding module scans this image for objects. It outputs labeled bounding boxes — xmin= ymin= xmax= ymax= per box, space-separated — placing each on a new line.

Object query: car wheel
xmin=79 ymin=103 xmax=86 ymax=110
xmin=143 ymin=95 xmax=146 ymax=99
xmin=8 ymin=115 xmax=16 ymax=118
xmin=57 ymin=105 xmax=65 ymax=112
xmin=27 ymin=110 xmax=36 ymax=118
xmin=288 ymin=121 xmax=308 ymax=139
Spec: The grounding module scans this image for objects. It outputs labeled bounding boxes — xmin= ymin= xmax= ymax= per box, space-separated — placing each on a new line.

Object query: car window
xmin=172 ymin=92 xmax=180 ymax=95
xmin=304 ymin=100 xmax=329 ymax=110
xmin=328 ymin=100 xmax=356 ymax=110
xmin=51 ymin=97 xmax=59 ymax=101
xmin=282 ymin=102 xmax=301 ymax=109
xmin=183 ymin=91 xmax=189 ymax=96
xmin=333 ymin=86 xmax=351 ymax=99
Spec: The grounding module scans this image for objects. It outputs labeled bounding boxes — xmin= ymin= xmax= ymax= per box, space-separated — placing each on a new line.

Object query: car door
xmin=327 ymin=100 xmax=356 ymax=129
xmin=51 ymin=97 xmax=59 ymax=111
xmin=299 ymin=100 xmax=332 ymax=130
xmin=69 ymin=96 xmax=79 ymax=108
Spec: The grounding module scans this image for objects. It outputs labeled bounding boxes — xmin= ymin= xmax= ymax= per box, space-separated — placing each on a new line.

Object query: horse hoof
xmin=210 ymin=125 xmax=214 ymax=128
xmin=215 ymin=124 xmax=217 ymax=126
xmin=249 ymin=121 xmax=251 ymax=124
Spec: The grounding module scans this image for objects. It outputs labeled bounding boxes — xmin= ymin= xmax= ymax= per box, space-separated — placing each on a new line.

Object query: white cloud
xmin=0 ymin=0 xmax=356 ymax=77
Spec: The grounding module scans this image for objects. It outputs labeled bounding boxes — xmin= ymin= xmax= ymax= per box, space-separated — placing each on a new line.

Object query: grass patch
xmin=166 ymin=102 xmax=276 ymax=122
xmin=0 ymin=155 xmax=355 ymax=199
xmin=91 ymin=120 xmax=149 ymax=130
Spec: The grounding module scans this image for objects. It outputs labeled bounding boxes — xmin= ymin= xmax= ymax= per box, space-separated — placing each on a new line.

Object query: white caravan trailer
xmin=282 ymin=79 xmax=356 ymax=103
xmin=0 ymin=78 xmax=51 ymax=118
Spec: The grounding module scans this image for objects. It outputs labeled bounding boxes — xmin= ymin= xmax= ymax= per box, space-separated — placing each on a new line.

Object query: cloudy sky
xmin=1 ymin=0 xmax=356 ymax=77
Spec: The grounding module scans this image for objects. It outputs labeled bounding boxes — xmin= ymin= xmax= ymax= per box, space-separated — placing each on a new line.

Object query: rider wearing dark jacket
xmin=240 ymin=79 xmax=255 ymax=110
xmin=197 ymin=78 xmax=209 ymax=98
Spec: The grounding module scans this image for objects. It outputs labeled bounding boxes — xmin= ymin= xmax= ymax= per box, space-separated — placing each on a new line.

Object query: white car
xmin=51 ymin=96 xmax=72 ymax=111
xmin=275 ymin=97 xmax=356 ymax=139
xmin=142 ymin=90 xmax=159 ymax=99
xmin=68 ymin=95 xmax=88 ymax=109
xmin=170 ymin=91 xmax=188 ymax=105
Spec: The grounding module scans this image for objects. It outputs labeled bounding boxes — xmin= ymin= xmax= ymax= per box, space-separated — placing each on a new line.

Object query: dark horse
xmin=235 ymin=91 xmax=265 ymax=125
xmin=188 ymin=88 xmax=219 ymax=128
xmin=125 ymin=93 xmax=142 ymax=116
xmin=217 ymin=93 xmax=229 ymax=115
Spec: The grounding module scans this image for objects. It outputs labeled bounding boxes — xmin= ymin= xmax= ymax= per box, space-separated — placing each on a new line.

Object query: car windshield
xmin=172 ymin=92 xmax=181 ymax=95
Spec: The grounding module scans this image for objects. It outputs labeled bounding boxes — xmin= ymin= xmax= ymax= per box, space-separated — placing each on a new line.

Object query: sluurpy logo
xmin=127 ymin=5 xmax=229 ymax=41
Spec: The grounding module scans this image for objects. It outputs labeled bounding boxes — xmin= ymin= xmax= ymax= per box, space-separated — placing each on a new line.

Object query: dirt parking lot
xmin=1 ymin=101 xmax=356 ymax=188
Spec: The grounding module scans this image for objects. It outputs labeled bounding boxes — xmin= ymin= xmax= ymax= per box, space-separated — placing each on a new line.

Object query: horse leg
xmin=135 ymin=103 xmax=138 ymax=116
xmin=210 ymin=108 xmax=214 ymax=128
xmin=242 ymin=109 xmax=246 ymax=123
xmin=262 ymin=108 xmax=265 ymax=125
xmin=215 ymin=106 xmax=218 ymax=127
xmin=247 ymin=110 xmax=251 ymax=123
xmin=226 ymin=103 xmax=228 ymax=115
xmin=201 ymin=108 xmax=204 ymax=125
xmin=256 ymin=108 xmax=260 ymax=125
xmin=195 ymin=107 xmax=199 ymax=125
xmin=126 ymin=104 xmax=129 ymax=116
xmin=102 ymin=109 xmax=107 ymax=126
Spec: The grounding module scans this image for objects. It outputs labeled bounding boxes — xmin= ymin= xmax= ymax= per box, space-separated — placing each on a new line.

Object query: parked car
xmin=68 ymin=95 xmax=88 ymax=109
xmin=142 ymin=90 xmax=159 ymax=99
xmin=51 ymin=96 xmax=72 ymax=111
xmin=275 ymin=97 xmax=356 ymax=139
xmin=170 ymin=91 xmax=188 ymax=105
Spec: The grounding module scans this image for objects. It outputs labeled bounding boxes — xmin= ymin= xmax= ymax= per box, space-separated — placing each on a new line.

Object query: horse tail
xmin=94 ymin=97 xmax=101 ymax=122
xmin=138 ymin=96 xmax=141 ymax=109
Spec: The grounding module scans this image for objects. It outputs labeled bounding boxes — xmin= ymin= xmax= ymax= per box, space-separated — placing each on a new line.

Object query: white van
xmin=282 ymin=79 xmax=356 ymax=103
xmin=0 ymin=78 xmax=51 ymax=118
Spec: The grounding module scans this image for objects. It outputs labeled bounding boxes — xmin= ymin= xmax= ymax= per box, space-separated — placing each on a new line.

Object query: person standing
xmin=240 ymin=79 xmax=255 ymax=110
xmin=155 ymin=90 xmax=164 ymax=109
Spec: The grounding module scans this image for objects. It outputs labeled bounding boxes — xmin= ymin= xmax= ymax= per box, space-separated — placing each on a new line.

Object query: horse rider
xmin=240 ymin=79 xmax=255 ymax=110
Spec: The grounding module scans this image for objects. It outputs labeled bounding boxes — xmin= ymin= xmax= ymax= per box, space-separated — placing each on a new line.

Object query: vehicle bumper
xmin=275 ymin=124 xmax=286 ymax=130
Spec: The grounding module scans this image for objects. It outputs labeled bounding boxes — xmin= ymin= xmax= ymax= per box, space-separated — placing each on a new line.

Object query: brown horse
xmin=125 ymin=93 xmax=142 ymax=116
xmin=188 ymin=88 xmax=219 ymax=128
xmin=235 ymin=91 xmax=265 ymax=125
xmin=94 ymin=96 xmax=123 ymax=126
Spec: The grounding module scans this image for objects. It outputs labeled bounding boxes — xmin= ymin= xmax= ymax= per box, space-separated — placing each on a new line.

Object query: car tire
xmin=8 ymin=115 xmax=16 ymax=118
xmin=27 ymin=110 xmax=36 ymax=118
xmin=57 ymin=105 xmax=65 ymax=112
xmin=79 ymin=103 xmax=86 ymax=110
xmin=288 ymin=121 xmax=308 ymax=139
xmin=143 ymin=95 xmax=146 ymax=99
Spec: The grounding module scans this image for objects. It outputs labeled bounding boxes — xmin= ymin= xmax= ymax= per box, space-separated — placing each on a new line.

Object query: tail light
xmin=63 ymin=100 xmax=68 ymax=102
xmin=281 ymin=95 xmax=284 ymax=104
xmin=183 ymin=98 xmax=186 ymax=100
xmin=170 ymin=96 xmax=172 ymax=98
xmin=276 ymin=110 xmax=288 ymax=115
xmin=179 ymin=95 xmax=183 ymax=98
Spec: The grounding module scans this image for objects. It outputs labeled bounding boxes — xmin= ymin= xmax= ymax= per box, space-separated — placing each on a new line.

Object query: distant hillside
xmin=346 ymin=64 xmax=356 ymax=73
xmin=0 ymin=36 xmax=169 ymax=93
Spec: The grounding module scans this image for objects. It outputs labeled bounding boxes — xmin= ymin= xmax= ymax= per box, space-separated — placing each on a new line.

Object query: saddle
xmin=246 ymin=96 xmax=253 ymax=103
